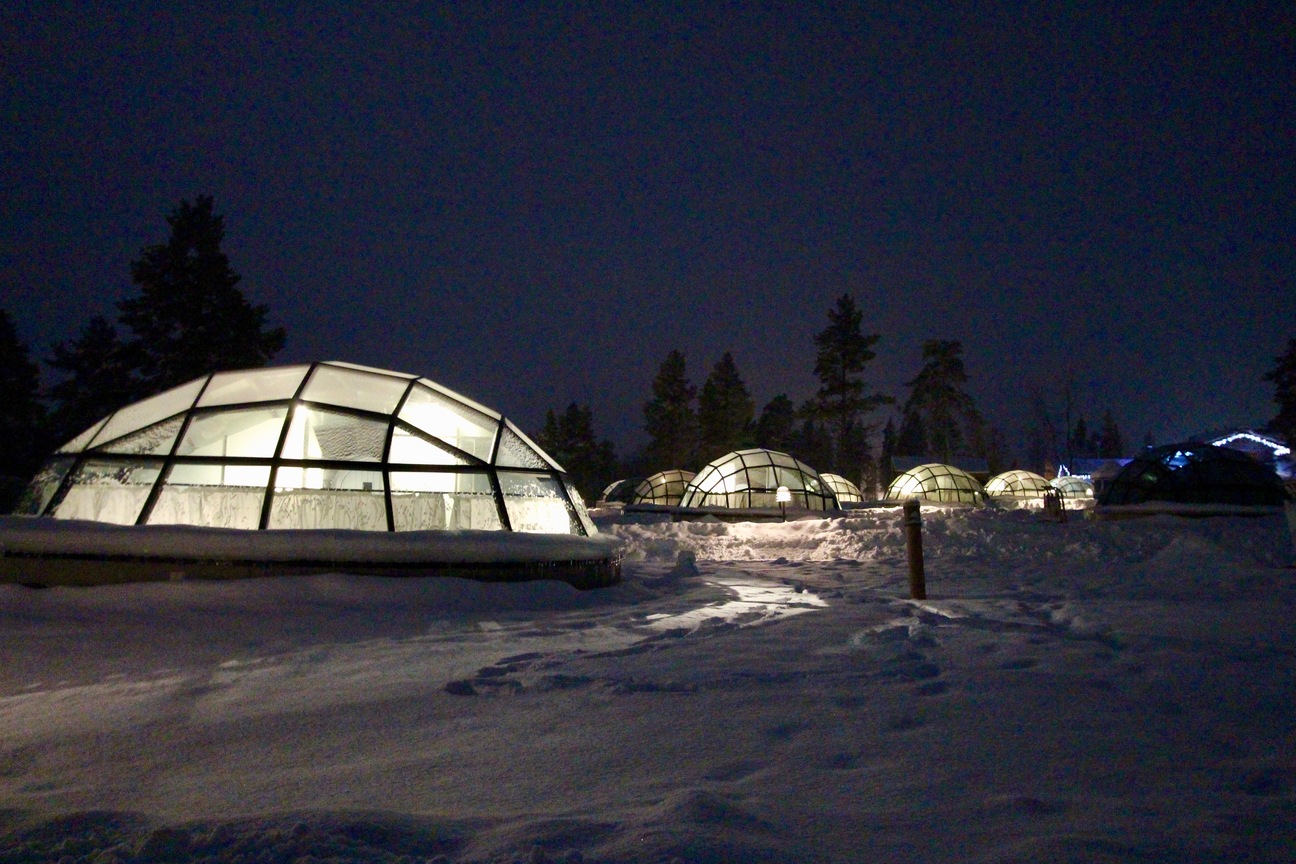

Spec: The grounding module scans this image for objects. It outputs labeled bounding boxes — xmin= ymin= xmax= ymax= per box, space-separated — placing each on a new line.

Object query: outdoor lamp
xmin=776 ymin=485 xmax=791 ymax=521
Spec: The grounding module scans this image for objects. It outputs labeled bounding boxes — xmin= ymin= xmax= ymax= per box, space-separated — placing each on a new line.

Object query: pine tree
xmin=697 ymin=351 xmax=755 ymax=461
xmin=119 ymin=196 xmax=284 ymax=393
xmin=0 ymin=310 xmax=46 ymax=508
xmin=1264 ymin=337 xmax=1296 ymax=446
xmin=537 ymin=403 xmax=618 ymax=504
xmin=879 ymin=417 xmax=898 ymax=492
xmin=643 ymin=349 xmax=699 ymax=471
xmin=1096 ymin=410 xmax=1124 ymax=458
xmin=898 ymin=340 xmax=982 ymax=465
xmin=1069 ymin=417 xmax=1090 ymax=459
xmin=754 ymin=395 xmax=797 ymax=452
xmin=810 ymin=294 xmax=890 ymax=473
xmin=45 ymin=315 xmax=139 ymax=448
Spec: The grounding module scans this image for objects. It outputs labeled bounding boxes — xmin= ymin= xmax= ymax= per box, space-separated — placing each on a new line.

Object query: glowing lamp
xmin=776 ymin=485 xmax=791 ymax=520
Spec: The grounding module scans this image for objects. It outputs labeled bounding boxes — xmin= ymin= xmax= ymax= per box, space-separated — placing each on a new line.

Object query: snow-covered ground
xmin=2 ymin=505 xmax=1295 ymax=863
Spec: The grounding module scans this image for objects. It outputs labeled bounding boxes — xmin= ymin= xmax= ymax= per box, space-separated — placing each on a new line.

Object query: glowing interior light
xmin=776 ymin=486 xmax=792 ymax=503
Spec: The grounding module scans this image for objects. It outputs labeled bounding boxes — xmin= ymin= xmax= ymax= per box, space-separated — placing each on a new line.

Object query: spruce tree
xmin=754 ymin=395 xmax=797 ymax=452
xmin=1264 ymin=337 xmax=1296 ymax=446
xmin=1097 ymin=410 xmax=1125 ymax=458
xmin=898 ymin=340 xmax=982 ymax=465
xmin=45 ymin=315 xmax=138 ymax=448
xmin=811 ymin=294 xmax=890 ymax=473
xmin=697 ymin=351 xmax=755 ymax=461
xmin=0 ymin=310 xmax=46 ymax=508
xmin=643 ymin=350 xmax=699 ymax=471
xmin=119 ymin=196 xmax=284 ymax=393
xmin=537 ymin=403 xmax=618 ymax=504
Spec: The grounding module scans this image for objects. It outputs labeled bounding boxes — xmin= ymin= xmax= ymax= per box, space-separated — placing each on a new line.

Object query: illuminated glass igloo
xmin=1098 ymin=442 xmax=1287 ymax=507
xmin=632 ymin=470 xmax=696 ymax=506
xmin=820 ymin=472 xmax=863 ymax=504
xmin=1051 ymin=475 xmax=1094 ymax=499
xmin=885 ymin=463 xmax=985 ymax=505
xmin=984 ymin=469 xmax=1053 ymax=499
xmin=679 ymin=449 xmax=837 ymax=510
xmin=17 ymin=361 xmax=595 ymax=536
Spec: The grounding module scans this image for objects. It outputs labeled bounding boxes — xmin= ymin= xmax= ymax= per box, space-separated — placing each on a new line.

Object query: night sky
xmin=3 ymin=2 xmax=1293 ymax=459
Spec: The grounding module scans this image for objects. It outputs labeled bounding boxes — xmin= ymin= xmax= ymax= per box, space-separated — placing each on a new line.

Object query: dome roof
xmin=885 ymin=463 xmax=985 ymax=505
xmin=680 ymin=449 xmax=838 ymax=510
xmin=984 ymin=469 xmax=1053 ymax=499
xmin=632 ymin=470 xmax=695 ymax=506
xmin=1098 ymin=442 xmax=1287 ymax=507
xmin=820 ymin=472 xmax=862 ymax=504
xmin=597 ymin=477 xmax=643 ymax=505
xmin=17 ymin=361 xmax=594 ymax=535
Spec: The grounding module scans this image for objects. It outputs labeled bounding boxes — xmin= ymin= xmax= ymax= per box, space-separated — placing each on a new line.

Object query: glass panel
xmin=416 ymin=378 xmax=501 ymax=421
xmin=389 ymin=470 xmax=502 ymax=531
xmin=499 ymin=420 xmax=561 ymax=469
xmin=300 ymin=364 xmax=408 ymax=415
xmin=196 ymin=365 xmax=309 ymax=407
xmin=499 ymin=471 xmax=579 ymax=534
xmin=325 ymin=361 xmax=416 ymax=379
xmin=12 ymin=457 xmax=76 ymax=516
xmin=50 ymin=459 xmax=162 ymax=525
xmin=175 ymin=407 xmax=288 ymax=458
xmin=93 ymin=416 xmax=185 ymax=456
xmin=146 ymin=463 xmax=271 ymax=529
xmin=88 ymin=378 xmax=205 ymax=449
xmin=280 ymin=407 xmax=387 ymax=461
xmin=398 ymin=383 xmax=497 ymax=462
xmin=388 ymin=424 xmax=471 ymax=466
xmin=563 ymin=476 xmax=595 ymax=536
xmin=58 ymin=416 xmax=109 ymax=453
xmin=269 ymin=468 xmax=387 ymax=529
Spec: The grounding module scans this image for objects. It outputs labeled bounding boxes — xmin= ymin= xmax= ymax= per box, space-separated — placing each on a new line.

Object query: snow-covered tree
xmin=697 ymin=352 xmax=754 ymax=461
xmin=642 ymin=349 xmax=699 ymax=471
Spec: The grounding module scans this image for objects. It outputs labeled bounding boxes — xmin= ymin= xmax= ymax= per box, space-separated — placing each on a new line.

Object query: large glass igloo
xmin=885 ymin=463 xmax=985 ymax=505
xmin=1098 ymin=442 xmax=1287 ymax=508
xmin=679 ymin=449 xmax=838 ymax=510
xmin=17 ymin=361 xmax=595 ymax=536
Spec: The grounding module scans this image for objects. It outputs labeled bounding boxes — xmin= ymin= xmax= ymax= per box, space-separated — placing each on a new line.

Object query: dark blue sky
xmin=3 ymin=2 xmax=1293 ymax=458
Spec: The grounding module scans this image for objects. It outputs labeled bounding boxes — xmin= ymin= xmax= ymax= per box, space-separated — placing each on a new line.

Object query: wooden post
xmin=903 ymin=498 xmax=926 ymax=600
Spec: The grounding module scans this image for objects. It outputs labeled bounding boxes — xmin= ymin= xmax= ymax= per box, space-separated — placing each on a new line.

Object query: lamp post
xmin=776 ymin=485 xmax=791 ymax=521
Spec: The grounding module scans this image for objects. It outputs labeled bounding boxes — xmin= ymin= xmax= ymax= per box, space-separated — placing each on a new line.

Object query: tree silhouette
xmin=697 ymin=351 xmax=754 ymax=461
xmin=1264 ymin=337 xmax=1296 ymax=446
xmin=537 ymin=403 xmax=618 ymax=504
xmin=45 ymin=315 xmax=138 ymax=449
xmin=0 ymin=309 xmax=45 ymax=509
xmin=119 ymin=195 xmax=284 ymax=393
xmin=897 ymin=340 xmax=982 ymax=464
xmin=810 ymin=294 xmax=890 ymax=473
xmin=643 ymin=350 xmax=699 ymax=471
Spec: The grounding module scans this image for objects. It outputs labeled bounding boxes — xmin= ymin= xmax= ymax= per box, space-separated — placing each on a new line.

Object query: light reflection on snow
xmin=643 ymin=578 xmax=827 ymax=632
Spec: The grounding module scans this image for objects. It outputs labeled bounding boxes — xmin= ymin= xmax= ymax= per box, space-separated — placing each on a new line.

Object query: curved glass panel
xmin=281 ymin=407 xmax=387 ymax=461
xmin=500 ymin=471 xmax=581 ymax=534
xmin=269 ymin=468 xmax=387 ymax=529
xmin=632 ymin=470 xmax=695 ymax=505
xmin=820 ymin=473 xmax=862 ymax=503
xmin=496 ymin=423 xmax=553 ymax=470
xmin=89 ymin=378 xmax=205 ymax=449
xmin=147 ymin=463 xmax=270 ymax=529
xmin=398 ymin=383 xmax=496 ymax=462
xmin=175 ymin=407 xmax=288 ymax=458
xmin=388 ymin=424 xmax=472 ymax=466
xmin=886 ymin=463 xmax=984 ymax=505
xmin=300 ymin=364 xmax=409 ymax=416
xmin=985 ymin=470 xmax=1053 ymax=498
xmin=51 ymin=459 xmax=162 ymax=525
xmin=197 ymin=365 xmax=310 ymax=407
xmin=93 ymin=416 xmax=185 ymax=456
xmin=58 ymin=416 xmax=109 ymax=454
xmin=389 ymin=470 xmax=502 ymax=531
xmin=681 ymin=449 xmax=836 ymax=510
xmin=13 ymin=457 xmax=77 ymax=516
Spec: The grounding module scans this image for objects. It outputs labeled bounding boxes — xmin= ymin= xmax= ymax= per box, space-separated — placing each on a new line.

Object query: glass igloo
xmin=1051 ymin=475 xmax=1094 ymax=499
xmin=632 ymin=470 xmax=695 ymax=506
xmin=17 ymin=361 xmax=595 ymax=536
xmin=1098 ymin=442 xmax=1287 ymax=507
xmin=984 ymin=469 xmax=1053 ymax=500
xmin=679 ymin=449 xmax=838 ymax=510
xmin=820 ymin=472 xmax=863 ymax=504
xmin=885 ymin=463 xmax=985 ymax=505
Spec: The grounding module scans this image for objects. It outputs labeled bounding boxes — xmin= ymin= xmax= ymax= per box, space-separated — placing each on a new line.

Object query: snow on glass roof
xmin=819 ymin=472 xmax=862 ymax=504
xmin=1098 ymin=442 xmax=1288 ymax=508
xmin=886 ymin=463 xmax=985 ymax=506
xmin=632 ymin=470 xmax=696 ymax=506
xmin=16 ymin=361 xmax=595 ymax=536
xmin=984 ymin=469 xmax=1053 ymax=499
xmin=679 ymin=449 xmax=838 ymax=510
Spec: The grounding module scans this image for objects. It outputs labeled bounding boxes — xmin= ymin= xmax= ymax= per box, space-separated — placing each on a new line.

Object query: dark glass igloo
xmin=1098 ymin=442 xmax=1287 ymax=507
